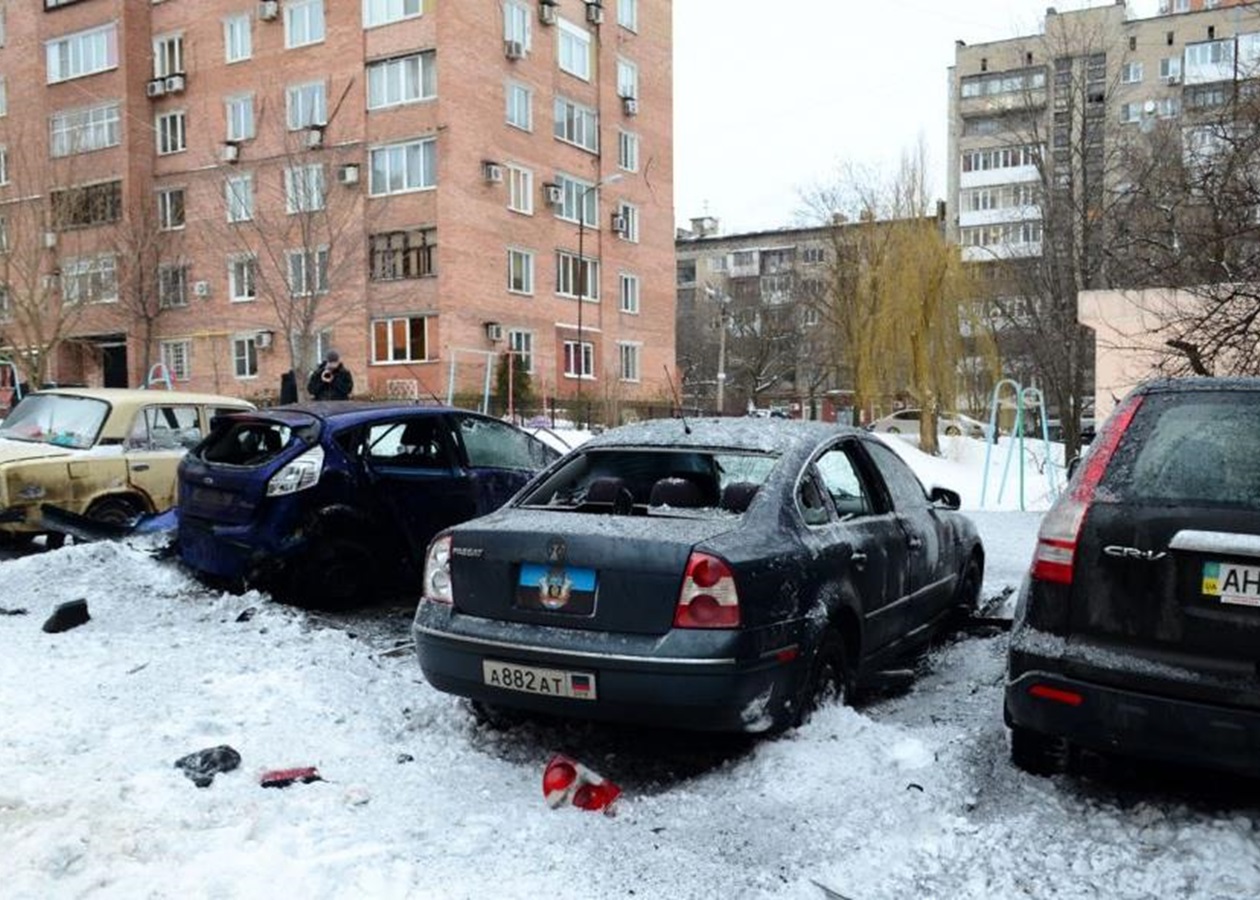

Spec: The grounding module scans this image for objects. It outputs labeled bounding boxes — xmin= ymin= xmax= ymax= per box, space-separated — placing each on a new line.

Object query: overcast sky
xmin=672 ymin=0 xmax=1160 ymax=233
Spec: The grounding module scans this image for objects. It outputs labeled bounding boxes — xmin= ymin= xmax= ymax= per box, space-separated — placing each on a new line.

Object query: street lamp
xmin=575 ymin=172 xmax=623 ymax=427
xmin=704 ymin=284 xmax=730 ymax=414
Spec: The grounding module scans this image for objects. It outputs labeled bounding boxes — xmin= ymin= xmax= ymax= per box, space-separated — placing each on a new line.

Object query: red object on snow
xmin=260 ymin=766 xmax=323 ymax=788
xmin=542 ymin=753 xmax=621 ymax=813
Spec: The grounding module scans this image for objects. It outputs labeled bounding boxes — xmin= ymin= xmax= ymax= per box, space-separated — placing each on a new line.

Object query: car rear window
xmin=1100 ymin=391 xmax=1260 ymax=508
xmin=198 ymin=420 xmax=297 ymax=466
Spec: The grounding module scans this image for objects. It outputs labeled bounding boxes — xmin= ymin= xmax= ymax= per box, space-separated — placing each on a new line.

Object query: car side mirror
xmin=928 ymin=486 xmax=961 ymax=510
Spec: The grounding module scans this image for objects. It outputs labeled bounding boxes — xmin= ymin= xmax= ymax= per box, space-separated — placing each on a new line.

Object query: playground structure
xmin=980 ymin=379 xmax=1061 ymax=511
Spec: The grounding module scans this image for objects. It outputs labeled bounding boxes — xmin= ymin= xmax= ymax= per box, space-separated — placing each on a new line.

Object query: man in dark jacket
xmin=308 ymin=350 xmax=353 ymax=401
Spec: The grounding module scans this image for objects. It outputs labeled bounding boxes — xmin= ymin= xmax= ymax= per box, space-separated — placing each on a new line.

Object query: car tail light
xmin=1028 ymin=684 xmax=1084 ymax=707
xmin=265 ymin=446 xmax=325 ymax=497
xmin=1030 ymin=394 xmax=1143 ymax=585
xmin=423 ymin=535 xmax=453 ymax=604
xmin=674 ymin=552 xmax=740 ymax=629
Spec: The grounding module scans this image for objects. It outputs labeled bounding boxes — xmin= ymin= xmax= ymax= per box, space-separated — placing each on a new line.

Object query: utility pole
xmin=574 ymin=173 xmax=622 ymax=428
xmin=706 ymin=284 xmax=730 ymax=415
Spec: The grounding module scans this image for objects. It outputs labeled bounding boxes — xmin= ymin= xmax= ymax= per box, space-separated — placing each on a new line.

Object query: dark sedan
xmin=413 ymin=418 xmax=984 ymax=733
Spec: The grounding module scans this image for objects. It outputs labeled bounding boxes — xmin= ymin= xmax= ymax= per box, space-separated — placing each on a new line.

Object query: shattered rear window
xmin=197 ymin=420 xmax=298 ymax=467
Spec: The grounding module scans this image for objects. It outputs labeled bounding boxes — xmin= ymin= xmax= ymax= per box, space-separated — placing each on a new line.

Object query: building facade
xmin=0 ymin=0 xmax=674 ymax=414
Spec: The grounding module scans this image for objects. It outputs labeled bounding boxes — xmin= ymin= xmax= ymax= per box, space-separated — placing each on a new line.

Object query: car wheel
xmin=944 ymin=425 xmax=962 ymax=436
xmin=280 ymin=536 xmax=377 ymax=611
xmin=795 ymin=628 xmax=853 ymax=727
xmin=86 ymin=496 xmax=144 ymax=526
xmin=1010 ymin=726 xmax=1071 ymax=776
xmin=951 ymin=554 xmax=983 ymax=625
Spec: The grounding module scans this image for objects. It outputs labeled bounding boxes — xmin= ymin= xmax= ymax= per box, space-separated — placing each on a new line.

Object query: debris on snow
xmin=174 ymin=745 xmax=242 ymax=788
xmin=260 ymin=766 xmax=323 ymax=788
xmin=41 ymin=598 xmax=90 ymax=633
xmin=542 ymin=753 xmax=621 ymax=814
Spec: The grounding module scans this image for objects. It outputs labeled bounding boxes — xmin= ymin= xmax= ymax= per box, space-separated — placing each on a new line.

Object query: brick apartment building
xmin=0 ymin=0 xmax=673 ymax=414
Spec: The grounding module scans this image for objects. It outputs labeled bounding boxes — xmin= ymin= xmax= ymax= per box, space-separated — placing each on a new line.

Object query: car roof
xmin=33 ymin=387 xmax=254 ymax=408
xmin=583 ymin=417 xmax=865 ymax=454
xmin=224 ymin=401 xmax=463 ymax=428
xmin=1136 ymin=377 xmax=1260 ymax=395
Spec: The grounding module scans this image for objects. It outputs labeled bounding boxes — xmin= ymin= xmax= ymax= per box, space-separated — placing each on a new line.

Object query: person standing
xmin=308 ymin=350 xmax=353 ymax=401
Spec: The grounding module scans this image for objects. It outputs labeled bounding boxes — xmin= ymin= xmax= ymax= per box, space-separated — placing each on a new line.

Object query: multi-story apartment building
xmin=0 ymin=0 xmax=673 ymax=413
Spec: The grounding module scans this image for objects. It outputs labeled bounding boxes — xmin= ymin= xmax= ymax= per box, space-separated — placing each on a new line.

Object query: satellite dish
xmin=1144 ymin=99 xmax=1157 ymax=114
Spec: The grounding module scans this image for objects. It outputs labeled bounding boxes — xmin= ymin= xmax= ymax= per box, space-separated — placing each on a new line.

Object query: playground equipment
xmin=980 ymin=379 xmax=1061 ymax=511
xmin=143 ymin=362 xmax=174 ymax=390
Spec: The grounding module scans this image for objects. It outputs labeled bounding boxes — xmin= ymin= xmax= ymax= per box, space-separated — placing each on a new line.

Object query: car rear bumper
xmin=413 ymin=602 xmax=803 ymax=733
xmin=178 ymin=517 xmax=294 ymax=583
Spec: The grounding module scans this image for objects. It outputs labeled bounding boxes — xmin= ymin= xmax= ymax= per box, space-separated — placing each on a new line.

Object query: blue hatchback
xmin=177 ymin=402 xmax=559 ymax=608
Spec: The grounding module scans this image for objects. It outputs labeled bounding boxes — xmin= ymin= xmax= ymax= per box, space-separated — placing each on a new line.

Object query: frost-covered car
xmin=868 ymin=409 xmax=990 ymax=439
xmin=414 ymin=418 xmax=984 ymax=733
xmin=0 ymin=388 xmax=252 ymax=546
xmin=177 ymin=403 xmax=560 ymax=609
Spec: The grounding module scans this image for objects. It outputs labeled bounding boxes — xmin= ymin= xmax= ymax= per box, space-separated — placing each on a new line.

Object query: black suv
xmin=1006 ymin=378 xmax=1260 ymax=776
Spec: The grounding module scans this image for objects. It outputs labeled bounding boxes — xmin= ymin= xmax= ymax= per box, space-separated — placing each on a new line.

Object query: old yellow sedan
xmin=0 ymin=388 xmax=253 ymax=545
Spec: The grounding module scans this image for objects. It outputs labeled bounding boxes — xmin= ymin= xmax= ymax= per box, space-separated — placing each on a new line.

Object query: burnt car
xmin=413 ymin=419 xmax=984 ymax=733
xmin=177 ymin=403 xmax=559 ymax=608
xmin=1006 ymin=378 xmax=1260 ymax=777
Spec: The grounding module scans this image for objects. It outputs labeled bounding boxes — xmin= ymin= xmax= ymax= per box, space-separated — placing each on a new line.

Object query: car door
xmin=449 ymin=413 xmax=556 ymax=515
xmin=124 ymin=403 xmax=205 ymax=510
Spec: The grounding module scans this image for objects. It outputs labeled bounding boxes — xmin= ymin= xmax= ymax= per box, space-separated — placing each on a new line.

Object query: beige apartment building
xmin=0 ymin=0 xmax=673 ymax=414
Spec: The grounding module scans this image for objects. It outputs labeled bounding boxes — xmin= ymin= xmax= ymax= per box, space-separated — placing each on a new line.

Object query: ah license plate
xmin=1202 ymin=561 xmax=1260 ymax=607
xmin=482 ymin=660 xmax=597 ymax=700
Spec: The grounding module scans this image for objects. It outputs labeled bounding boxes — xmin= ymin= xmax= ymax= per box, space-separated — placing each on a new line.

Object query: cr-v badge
xmin=1103 ymin=545 xmax=1167 ymax=562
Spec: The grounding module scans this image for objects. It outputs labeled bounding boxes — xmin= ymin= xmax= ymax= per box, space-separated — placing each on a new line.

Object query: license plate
xmin=1202 ymin=561 xmax=1260 ymax=607
xmin=482 ymin=660 xmax=597 ymax=700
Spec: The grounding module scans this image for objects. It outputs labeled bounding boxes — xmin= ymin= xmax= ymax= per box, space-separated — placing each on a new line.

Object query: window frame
xmin=562 ymin=340 xmax=595 ymax=379
xmin=557 ymin=18 xmax=592 ymax=81
xmin=368 ymin=137 xmax=437 ymax=196
xmin=507 ymin=247 xmax=535 ymax=295
xmin=371 ymin=314 xmax=431 ymax=364
xmin=224 ymin=14 xmax=252 ymax=63
xmin=228 ymin=253 xmax=257 ymax=302
xmin=618 ymin=341 xmax=641 ymax=383
xmin=157 ymin=187 xmax=186 ymax=231
xmin=285 ymin=0 xmax=326 ymax=49
xmin=155 ymin=110 xmax=187 ymax=156
xmin=367 ymin=51 xmax=436 ymax=110
xmin=619 ymin=272 xmax=640 ymax=314
xmin=507 ymin=164 xmax=534 ymax=215
xmin=363 ymin=0 xmax=422 ymax=29
xmin=233 ymin=335 xmax=259 ymax=379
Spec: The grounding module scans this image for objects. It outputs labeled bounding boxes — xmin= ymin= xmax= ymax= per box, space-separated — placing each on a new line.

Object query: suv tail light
xmin=1031 ymin=395 xmax=1144 ymax=585
xmin=674 ymin=552 xmax=740 ymax=628
xmin=265 ymin=446 xmax=324 ymax=497
xmin=423 ymin=535 xmax=453 ymax=604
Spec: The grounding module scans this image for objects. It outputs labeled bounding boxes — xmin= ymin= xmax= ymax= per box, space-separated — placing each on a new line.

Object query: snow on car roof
xmin=583 ymin=417 xmax=862 ymax=454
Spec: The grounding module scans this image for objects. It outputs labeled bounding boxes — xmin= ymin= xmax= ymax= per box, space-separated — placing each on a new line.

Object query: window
xmin=1160 ymin=56 xmax=1182 ymax=80
xmin=287 ymin=247 xmax=330 ymax=295
xmin=285 ymin=0 xmax=326 ymax=48
xmin=803 ymin=247 xmax=826 ymax=264
xmin=506 ymin=82 xmax=533 ymax=130
xmin=0 ymin=286 xmax=9 ymax=321
xmin=563 ymin=341 xmax=594 ymax=378
xmin=226 ymin=173 xmax=254 ymax=222
xmin=372 ymin=315 xmax=430 ymax=363
xmin=369 ymin=138 xmax=437 ymax=195
xmin=677 ymin=259 xmax=697 ymax=285
xmin=229 ymin=254 xmax=257 ymax=301
xmin=865 ymin=442 xmax=929 ymax=512
xmin=0 ymin=147 xmax=10 ymax=186
xmin=285 ymin=164 xmax=326 ymax=213
xmin=61 ymin=254 xmax=118 ymax=304
xmin=959 ymin=68 xmax=1045 ymax=99
xmin=158 ymin=264 xmax=188 ymax=309
xmin=554 ymin=96 xmax=598 ymax=152
xmin=233 ymin=336 xmax=258 ymax=378
xmin=619 ymin=273 xmax=639 ymax=313
xmin=49 ymin=103 xmax=121 ymax=157
xmin=160 ymin=340 xmax=192 ymax=382
xmin=1120 ymin=102 xmax=1141 ymax=124
xmin=508 ymin=330 xmax=533 ymax=373
xmin=618 ymin=131 xmax=639 ymax=172
xmin=225 ymin=95 xmax=255 ymax=142
xmin=508 ymin=248 xmax=534 ymax=294
xmin=807 ymin=447 xmax=876 ymax=521
xmin=370 ymin=228 xmax=436 ymax=280
xmin=615 ymin=202 xmax=640 ymax=242
xmin=157 ymin=188 xmax=185 ymax=230
xmin=617 ymin=58 xmax=638 ymax=99
xmin=558 ymin=19 xmax=592 ymax=80
xmin=618 ymin=343 xmax=640 ymax=382
xmin=0 ymin=78 xmax=7 ymax=118
xmin=503 ymin=0 xmax=531 ymax=50
xmin=618 ymin=0 xmax=638 ymax=30
xmin=153 ymin=34 xmax=183 ymax=78
xmin=287 ymin=82 xmax=327 ymax=129
xmin=960 ymin=144 xmax=1039 ymax=173
xmin=508 ymin=165 xmax=533 ymax=214
xmin=364 ymin=0 xmax=421 ymax=28
xmin=51 ymin=181 xmax=121 ymax=229
xmin=1121 ymin=61 xmax=1143 ymax=84
xmin=1159 ymin=96 xmax=1181 ymax=118
xmin=156 ymin=111 xmax=186 ymax=155
xmin=224 ymin=14 xmax=251 ymax=63
xmin=556 ymin=251 xmax=599 ymax=300
xmin=367 ymin=51 xmax=436 ymax=109
xmin=555 ymin=173 xmax=597 ymax=225
xmin=46 ymin=24 xmax=118 ymax=84
xmin=0 ymin=217 xmax=7 ymax=251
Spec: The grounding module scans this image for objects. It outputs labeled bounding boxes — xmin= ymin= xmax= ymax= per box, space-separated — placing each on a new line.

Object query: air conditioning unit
xmin=485 ymin=322 xmax=504 ymax=342
xmin=221 ymin=142 xmax=240 ymax=163
xmin=256 ymin=330 xmax=273 ymax=349
xmin=193 ymin=280 xmax=210 ymax=298
xmin=543 ymin=182 xmax=564 ymax=206
xmin=585 ymin=1 xmax=604 ymax=24
xmin=482 ymin=161 xmax=504 ymax=183
xmin=610 ymin=213 xmax=628 ymax=234
xmin=42 ymin=231 xmax=57 ymax=249
xmin=504 ymin=39 xmax=525 ymax=60
xmin=539 ymin=0 xmax=558 ymax=25
xmin=164 ymin=74 xmax=186 ymax=94
xmin=145 ymin=79 xmax=167 ymax=99
xmin=258 ymin=1 xmax=280 ymax=21
xmin=306 ymin=126 xmax=324 ymax=150
xmin=338 ymin=164 xmax=360 ymax=185
xmin=1166 ymin=74 xmax=1182 ymax=85
xmin=622 ymin=96 xmax=639 ymax=116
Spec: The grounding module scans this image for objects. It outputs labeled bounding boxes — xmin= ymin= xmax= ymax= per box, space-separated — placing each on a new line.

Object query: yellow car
xmin=0 ymin=388 xmax=253 ymax=545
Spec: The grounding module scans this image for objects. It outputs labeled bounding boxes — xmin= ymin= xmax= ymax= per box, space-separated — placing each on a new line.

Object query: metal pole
xmin=446 ymin=352 xmax=457 ymax=406
xmin=716 ymin=303 xmax=727 ymax=414
xmin=507 ymin=351 xmax=514 ymax=421
xmin=481 ymin=351 xmax=493 ymax=414
xmin=576 ymin=196 xmax=585 ymax=426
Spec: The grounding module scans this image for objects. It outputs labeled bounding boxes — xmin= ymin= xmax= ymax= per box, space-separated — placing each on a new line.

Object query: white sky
xmin=672 ymin=0 xmax=1160 ymax=233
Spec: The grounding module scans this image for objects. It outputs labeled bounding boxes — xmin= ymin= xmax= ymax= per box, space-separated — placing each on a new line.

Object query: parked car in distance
xmin=1007 ymin=378 xmax=1260 ymax=777
xmin=0 ymin=388 xmax=253 ymax=546
xmin=177 ymin=403 xmax=560 ymax=609
xmin=867 ymin=408 xmax=990 ymax=439
xmin=413 ymin=418 xmax=984 ymax=733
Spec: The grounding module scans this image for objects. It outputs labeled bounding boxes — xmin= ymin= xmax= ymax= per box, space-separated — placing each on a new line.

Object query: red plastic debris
xmin=542 ymin=753 xmax=621 ymax=813
xmin=260 ymin=766 xmax=323 ymax=788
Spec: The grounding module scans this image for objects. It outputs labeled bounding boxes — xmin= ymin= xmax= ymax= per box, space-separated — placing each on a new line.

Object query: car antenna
xmin=663 ymin=366 xmax=691 ymax=435
xmin=402 ymin=363 xmax=445 ymax=406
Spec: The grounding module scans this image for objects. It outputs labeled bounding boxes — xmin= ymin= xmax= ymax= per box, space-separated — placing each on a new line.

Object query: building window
xmin=224 ymin=14 xmax=251 ymax=63
xmin=229 ymin=254 xmax=257 ymax=301
xmin=0 ymin=286 xmax=9 ymax=321
xmin=508 ymin=330 xmax=533 ymax=373
xmin=285 ymin=0 xmax=326 ymax=49
xmin=618 ymin=343 xmax=640 ymax=382
xmin=617 ymin=131 xmax=639 ymax=172
xmin=508 ymin=165 xmax=534 ymax=214
xmin=615 ymin=202 xmax=640 ymax=242
xmin=557 ymin=19 xmax=592 ymax=81
xmin=60 ymin=254 xmax=118 ymax=304
xmin=369 ymin=138 xmax=437 ymax=196
xmin=556 ymin=251 xmax=598 ymax=300
xmin=153 ymin=33 xmax=184 ymax=78
xmin=363 ymin=0 xmax=421 ymax=28
xmin=160 ymin=340 xmax=192 ymax=382
xmin=370 ymin=228 xmax=436 ymax=280
xmin=618 ymin=0 xmax=638 ymax=31
xmin=1120 ymin=102 xmax=1141 ymax=124
xmin=285 ymin=164 xmax=326 ymax=213
xmin=367 ymin=51 xmax=436 ymax=109
xmin=233 ymin=336 xmax=258 ymax=378
xmin=49 ymin=102 xmax=121 ymax=157
xmin=51 ymin=181 xmax=122 ymax=229
xmin=563 ymin=340 xmax=594 ymax=379
xmin=156 ymin=111 xmax=186 ymax=155
xmin=1158 ymin=96 xmax=1181 ymax=118
xmin=503 ymin=0 xmax=531 ymax=50
xmin=617 ymin=58 xmax=638 ymax=99
xmin=225 ymin=95 xmax=255 ymax=142
xmin=960 ymin=144 xmax=1038 ymax=173
xmin=226 ymin=173 xmax=254 ymax=222
xmin=554 ymin=96 xmax=599 ymax=152
xmin=508 ymin=248 xmax=534 ymax=294
xmin=158 ymin=264 xmax=189 ymax=309
xmin=286 ymin=247 xmax=330 ymax=295
xmin=157 ymin=188 xmax=186 ymax=230
xmin=959 ymin=68 xmax=1045 ymax=99
xmin=0 ymin=146 xmax=8 ymax=186
xmin=46 ymin=24 xmax=118 ymax=84
xmin=372 ymin=315 xmax=430 ymax=363
xmin=287 ymin=81 xmax=327 ymax=129
xmin=802 ymin=247 xmax=826 ymax=264
xmin=619 ymin=273 xmax=639 ymax=313
xmin=506 ymin=82 xmax=533 ymax=131
xmin=1120 ymin=61 xmax=1143 ymax=84
xmin=0 ymin=78 xmax=7 ymax=118
xmin=555 ymin=173 xmax=597 ymax=226
xmin=1160 ymin=56 xmax=1182 ymax=80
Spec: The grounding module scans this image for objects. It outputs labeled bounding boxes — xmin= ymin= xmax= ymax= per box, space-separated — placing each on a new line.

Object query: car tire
xmin=951 ymin=554 xmax=983 ymax=625
xmin=86 ymin=496 xmax=144 ymax=526
xmin=280 ymin=536 xmax=377 ymax=611
xmin=1010 ymin=725 xmax=1071 ymax=776
xmin=794 ymin=628 xmax=853 ymax=727
xmin=944 ymin=425 xmax=962 ymax=436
